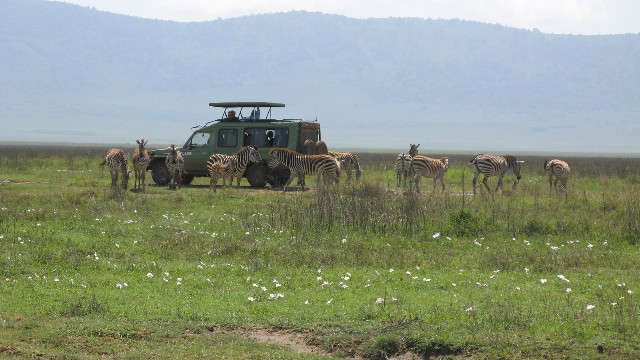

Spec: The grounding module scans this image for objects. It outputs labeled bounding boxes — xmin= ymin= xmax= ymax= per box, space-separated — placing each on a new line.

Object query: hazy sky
xmin=51 ymin=0 xmax=640 ymax=35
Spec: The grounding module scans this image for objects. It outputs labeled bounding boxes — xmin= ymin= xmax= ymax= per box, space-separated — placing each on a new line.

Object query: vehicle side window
xmin=273 ymin=129 xmax=289 ymax=147
xmin=243 ymin=128 xmax=264 ymax=147
xmin=218 ymin=129 xmax=238 ymax=147
xmin=190 ymin=132 xmax=211 ymax=148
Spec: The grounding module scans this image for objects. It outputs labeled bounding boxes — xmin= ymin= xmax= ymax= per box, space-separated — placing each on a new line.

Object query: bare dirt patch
xmin=203 ymin=326 xmax=427 ymax=359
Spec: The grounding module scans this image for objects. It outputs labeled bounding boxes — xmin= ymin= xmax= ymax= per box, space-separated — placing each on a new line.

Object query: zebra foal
xmin=267 ymin=148 xmax=340 ymax=192
xmin=409 ymin=155 xmax=449 ymax=193
xmin=395 ymin=144 xmax=419 ymax=188
xmin=100 ymin=148 xmax=131 ymax=191
xmin=206 ymin=146 xmax=262 ymax=189
xmin=328 ymin=151 xmax=362 ymax=184
xmin=544 ymin=159 xmax=570 ymax=193
xmin=470 ymin=154 xmax=524 ymax=194
xmin=132 ymin=138 xmax=150 ymax=192
xmin=166 ymin=144 xmax=185 ymax=190
xmin=208 ymin=161 xmax=236 ymax=192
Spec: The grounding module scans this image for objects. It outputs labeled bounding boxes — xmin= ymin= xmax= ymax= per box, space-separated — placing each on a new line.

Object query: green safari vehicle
xmin=148 ymin=101 xmax=322 ymax=188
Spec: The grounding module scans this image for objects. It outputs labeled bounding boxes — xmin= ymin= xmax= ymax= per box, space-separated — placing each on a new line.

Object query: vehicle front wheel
xmin=151 ymin=161 xmax=171 ymax=185
xmin=246 ymin=164 xmax=268 ymax=188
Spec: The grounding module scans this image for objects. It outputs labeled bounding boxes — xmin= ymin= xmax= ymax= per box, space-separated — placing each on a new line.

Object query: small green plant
xmin=445 ymin=208 xmax=481 ymax=237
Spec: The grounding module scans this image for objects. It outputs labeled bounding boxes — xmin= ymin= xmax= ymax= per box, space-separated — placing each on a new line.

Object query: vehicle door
xmin=182 ymin=131 xmax=212 ymax=174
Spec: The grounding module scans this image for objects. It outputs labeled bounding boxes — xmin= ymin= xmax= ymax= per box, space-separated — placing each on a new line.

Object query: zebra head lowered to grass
xmin=544 ymin=159 xmax=570 ymax=193
xmin=267 ymin=148 xmax=340 ymax=192
xmin=100 ymin=148 xmax=131 ymax=191
xmin=207 ymin=145 xmax=262 ymax=189
xmin=470 ymin=154 xmax=524 ymax=194
xmin=165 ymin=144 xmax=185 ymax=190
xmin=409 ymin=155 xmax=449 ymax=193
xmin=132 ymin=138 xmax=150 ymax=192
xmin=328 ymin=150 xmax=362 ymax=184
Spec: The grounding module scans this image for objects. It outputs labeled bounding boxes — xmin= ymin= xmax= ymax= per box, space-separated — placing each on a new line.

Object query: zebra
xmin=409 ymin=155 xmax=449 ymax=193
xmin=470 ymin=154 xmax=524 ymax=194
xmin=328 ymin=151 xmax=362 ymax=184
xmin=544 ymin=159 xmax=570 ymax=193
xmin=165 ymin=144 xmax=185 ymax=190
xmin=267 ymin=148 xmax=340 ymax=192
xmin=208 ymin=161 xmax=236 ymax=192
xmin=100 ymin=148 xmax=131 ymax=191
xmin=206 ymin=146 xmax=262 ymax=189
xmin=131 ymin=138 xmax=150 ymax=192
xmin=395 ymin=144 xmax=420 ymax=188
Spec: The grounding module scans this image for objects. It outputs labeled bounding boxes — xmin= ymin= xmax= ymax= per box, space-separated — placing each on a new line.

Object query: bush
xmin=445 ymin=208 xmax=481 ymax=237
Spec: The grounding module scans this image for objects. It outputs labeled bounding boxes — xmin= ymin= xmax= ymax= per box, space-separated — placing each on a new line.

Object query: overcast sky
xmin=51 ymin=0 xmax=639 ymax=35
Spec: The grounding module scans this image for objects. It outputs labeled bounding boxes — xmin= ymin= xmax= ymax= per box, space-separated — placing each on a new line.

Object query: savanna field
xmin=1 ymin=145 xmax=640 ymax=359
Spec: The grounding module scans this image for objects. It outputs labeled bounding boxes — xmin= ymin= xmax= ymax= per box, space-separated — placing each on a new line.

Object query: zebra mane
xmin=503 ymin=155 xmax=518 ymax=163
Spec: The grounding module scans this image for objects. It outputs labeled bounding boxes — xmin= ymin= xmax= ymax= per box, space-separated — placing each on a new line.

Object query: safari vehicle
xmin=148 ymin=101 xmax=322 ymax=188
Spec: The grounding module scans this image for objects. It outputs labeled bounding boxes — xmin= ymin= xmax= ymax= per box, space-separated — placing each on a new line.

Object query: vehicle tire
xmin=246 ymin=164 xmax=268 ymax=188
xmin=181 ymin=174 xmax=195 ymax=186
xmin=268 ymin=166 xmax=291 ymax=188
xmin=151 ymin=161 xmax=171 ymax=186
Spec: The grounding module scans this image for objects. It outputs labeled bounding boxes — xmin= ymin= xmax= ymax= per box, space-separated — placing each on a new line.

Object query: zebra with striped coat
xmin=132 ymin=138 xmax=150 ymax=192
xmin=206 ymin=146 xmax=262 ymax=189
xmin=471 ymin=154 xmax=524 ymax=194
xmin=267 ymin=148 xmax=340 ymax=192
xmin=409 ymin=155 xmax=449 ymax=193
xmin=166 ymin=144 xmax=185 ymax=190
xmin=328 ymin=151 xmax=362 ymax=183
xmin=101 ymin=148 xmax=131 ymax=191
xmin=395 ymin=143 xmax=419 ymax=188
xmin=208 ymin=161 xmax=236 ymax=192
xmin=544 ymin=159 xmax=570 ymax=193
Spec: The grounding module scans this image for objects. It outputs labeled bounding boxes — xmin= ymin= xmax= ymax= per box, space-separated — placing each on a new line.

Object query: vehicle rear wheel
xmin=268 ymin=166 xmax=291 ymax=188
xmin=151 ymin=161 xmax=171 ymax=186
xmin=246 ymin=164 xmax=268 ymax=188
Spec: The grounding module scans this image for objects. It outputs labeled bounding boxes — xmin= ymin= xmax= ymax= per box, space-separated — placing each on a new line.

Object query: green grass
xmin=1 ymin=146 xmax=640 ymax=358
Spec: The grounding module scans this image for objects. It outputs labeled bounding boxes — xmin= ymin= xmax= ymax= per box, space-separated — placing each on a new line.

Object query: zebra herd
xmin=101 ymin=140 xmax=570 ymax=195
xmin=395 ymin=144 xmax=571 ymax=194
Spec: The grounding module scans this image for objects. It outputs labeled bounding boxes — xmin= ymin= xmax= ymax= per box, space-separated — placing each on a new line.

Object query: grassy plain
xmin=1 ymin=145 xmax=640 ymax=359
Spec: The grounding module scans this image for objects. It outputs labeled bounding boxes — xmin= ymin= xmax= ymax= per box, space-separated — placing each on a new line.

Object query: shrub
xmin=445 ymin=208 xmax=481 ymax=237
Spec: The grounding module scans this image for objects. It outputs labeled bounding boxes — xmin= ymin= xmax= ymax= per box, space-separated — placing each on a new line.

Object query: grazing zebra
xmin=208 ymin=161 xmax=236 ymax=192
xmin=328 ymin=151 xmax=362 ymax=183
xmin=100 ymin=148 xmax=131 ymax=191
xmin=302 ymin=139 xmax=317 ymax=155
xmin=132 ymin=138 xmax=150 ymax=192
xmin=395 ymin=144 xmax=420 ymax=188
xmin=470 ymin=154 xmax=524 ymax=194
xmin=165 ymin=144 xmax=185 ymax=190
xmin=409 ymin=156 xmax=449 ymax=193
xmin=206 ymin=146 xmax=262 ymax=189
xmin=267 ymin=148 xmax=340 ymax=192
xmin=544 ymin=159 xmax=570 ymax=193
xmin=315 ymin=140 xmax=329 ymax=155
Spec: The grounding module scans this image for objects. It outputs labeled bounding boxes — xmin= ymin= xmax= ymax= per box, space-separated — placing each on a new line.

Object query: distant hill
xmin=1 ymin=0 xmax=639 ymax=154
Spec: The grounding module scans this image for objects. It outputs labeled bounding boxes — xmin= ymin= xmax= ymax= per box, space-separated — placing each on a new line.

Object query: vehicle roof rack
xmin=209 ymin=102 xmax=285 ymax=108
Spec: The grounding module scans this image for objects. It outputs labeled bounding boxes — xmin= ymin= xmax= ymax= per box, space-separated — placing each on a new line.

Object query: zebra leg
xmin=482 ymin=175 xmax=492 ymax=192
xmin=472 ymin=170 xmax=480 ymax=194
xmin=548 ymin=175 xmax=553 ymax=192
xmin=432 ymin=177 xmax=438 ymax=192
xmin=282 ymin=174 xmax=296 ymax=192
